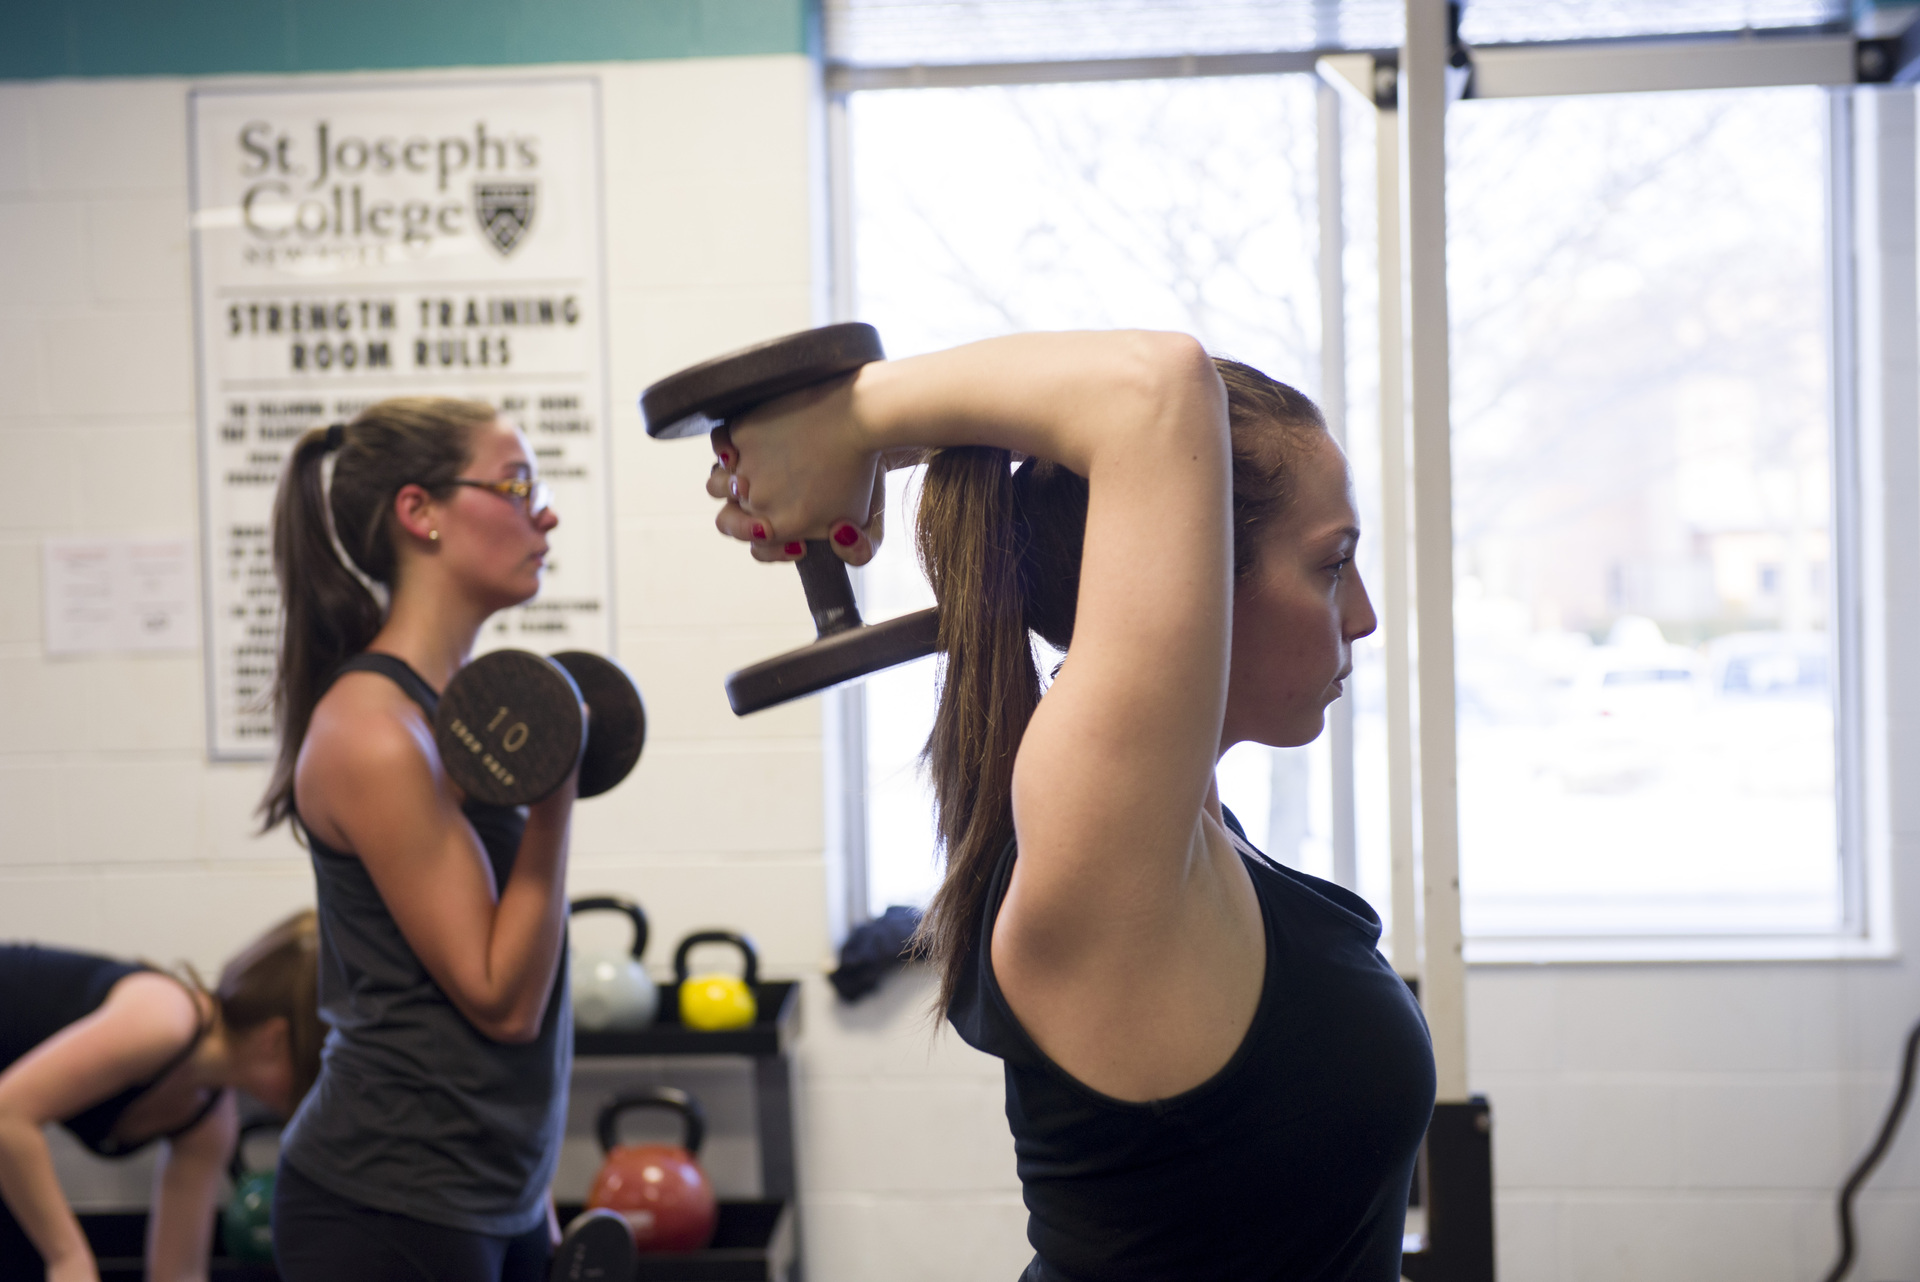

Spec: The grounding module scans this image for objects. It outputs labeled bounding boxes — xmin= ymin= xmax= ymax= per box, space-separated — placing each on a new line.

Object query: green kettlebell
xmin=221 ymin=1121 xmax=278 ymax=1263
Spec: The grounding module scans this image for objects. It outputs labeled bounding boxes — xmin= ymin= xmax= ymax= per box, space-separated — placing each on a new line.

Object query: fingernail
xmin=752 ymin=523 xmax=768 ymax=541
xmin=832 ymin=524 xmax=859 ymax=548
xmin=717 ymin=448 xmax=734 ymax=467
xmin=784 ymin=542 xmax=804 ymax=556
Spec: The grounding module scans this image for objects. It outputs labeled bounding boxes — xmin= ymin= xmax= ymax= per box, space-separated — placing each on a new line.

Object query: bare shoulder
xmin=296 ymin=670 xmax=443 ymax=842
xmin=303 ymin=672 xmax=431 ymax=774
xmin=99 ymin=971 xmax=202 ymax=1048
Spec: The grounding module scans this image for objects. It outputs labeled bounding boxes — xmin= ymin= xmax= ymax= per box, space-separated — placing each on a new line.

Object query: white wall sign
xmin=43 ymin=537 xmax=200 ymax=657
xmin=189 ymin=77 xmax=612 ymax=759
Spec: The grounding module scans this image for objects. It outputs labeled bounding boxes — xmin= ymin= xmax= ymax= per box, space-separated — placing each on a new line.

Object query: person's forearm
xmin=146 ymin=1126 xmax=226 ymax=1282
xmin=850 ymin=331 xmax=1224 ymax=476
xmin=0 ymin=1117 xmax=93 ymax=1277
xmin=476 ymin=801 xmax=572 ymax=1041
xmin=146 ymin=1167 xmax=214 ymax=1282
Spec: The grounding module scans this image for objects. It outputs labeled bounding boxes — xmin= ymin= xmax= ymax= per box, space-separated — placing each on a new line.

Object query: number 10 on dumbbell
xmin=435 ymin=650 xmax=647 ymax=806
xmin=443 ymin=704 xmax=535 ymax=778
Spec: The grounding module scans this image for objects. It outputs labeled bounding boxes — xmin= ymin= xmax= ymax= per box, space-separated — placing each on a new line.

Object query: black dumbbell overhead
xmin=434 ymin=650 xmax=646 ymax=806
xmin=640 ymin=324 xmax=941 ymax=715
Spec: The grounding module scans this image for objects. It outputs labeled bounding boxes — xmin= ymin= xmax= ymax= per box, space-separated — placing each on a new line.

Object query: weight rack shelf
xmin=556 ymin=1200 xmax=794 ymax=1282
xmin=61 ymin=1204 xmax=793 ymax=1282
xmin=575 ymin=981 xmax=800 ymax=1057
xmin=5 ymin=1212 xmax=274 ymax=1282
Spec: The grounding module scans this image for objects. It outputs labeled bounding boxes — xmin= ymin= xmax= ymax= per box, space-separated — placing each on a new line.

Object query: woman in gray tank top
xmin=258 ymin=400 xmax=578 ymax=1282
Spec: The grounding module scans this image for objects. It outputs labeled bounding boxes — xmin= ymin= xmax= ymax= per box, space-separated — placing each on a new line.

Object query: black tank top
xmin=948 ymin=809 xmax=1436 ymax=1282
xmin=281 ymin=652 xmax=571 ymax=1236
xmin=0 ymin=946 xmax=223 ymax=1156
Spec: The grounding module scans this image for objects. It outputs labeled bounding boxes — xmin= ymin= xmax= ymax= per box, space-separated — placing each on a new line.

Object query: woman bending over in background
xmin=708 ymin=333 xmax=1435 ymax=1281
xmin=261 ymin=398 xmax=576 ymax=1282
xmin=0 ymin=911 xmax=320 ymax=1282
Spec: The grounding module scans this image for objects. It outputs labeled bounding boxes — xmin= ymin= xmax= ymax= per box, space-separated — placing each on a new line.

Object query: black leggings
xmin=272 ymin=1161 xmax=550 ymax=1282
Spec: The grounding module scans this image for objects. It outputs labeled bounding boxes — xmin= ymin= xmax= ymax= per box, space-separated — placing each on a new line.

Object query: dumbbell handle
xmin=796 ymin=540 xmax=862 ymax=638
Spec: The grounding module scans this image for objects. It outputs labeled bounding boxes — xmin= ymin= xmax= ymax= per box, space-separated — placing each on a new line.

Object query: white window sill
xmin=1463 ymin=932 xmax=1897 ymax=965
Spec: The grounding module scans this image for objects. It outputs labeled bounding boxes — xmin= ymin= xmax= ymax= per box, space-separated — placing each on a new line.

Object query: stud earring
xmin=429 ymin=529 xmax=440 ymax=541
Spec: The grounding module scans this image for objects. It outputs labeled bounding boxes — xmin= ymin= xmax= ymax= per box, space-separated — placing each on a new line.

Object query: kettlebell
xmin=221 ymin=1121 xmax=278 ymax=1263
xmin=674 ymin=931 xmax=759 ymax=1032
xmin=586 ymin=1087 xmax=719 ymax=1252
xmin=569 ymin=896 xmax=658 ymax=1033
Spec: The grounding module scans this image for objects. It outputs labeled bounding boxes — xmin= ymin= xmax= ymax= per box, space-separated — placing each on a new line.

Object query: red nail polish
xmin=784 ymin=542 xmax=804 ymax=556
xmin=832 ymin=524 xmax=859 ymax=548
xmin=751 ymin=523 xmax=768 ymax=541
xmin=717 ymin=449 xmax=734 ymax=467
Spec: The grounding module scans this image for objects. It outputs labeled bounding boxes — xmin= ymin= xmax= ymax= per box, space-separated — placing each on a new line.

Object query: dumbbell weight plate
xmin=550 ymin=652 xmax=646 ymax=799
xmin=435 ymin=650 xmax=586 ymax=807
xmin=640 ymin=322 xmax=885 ymax=440
xmin=725 ymin=608 xmax=939 ymax=715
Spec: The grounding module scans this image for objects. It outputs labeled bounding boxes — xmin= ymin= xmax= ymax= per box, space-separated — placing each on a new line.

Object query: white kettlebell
xmin=569 ymin=896 xmax=658 ymax=1032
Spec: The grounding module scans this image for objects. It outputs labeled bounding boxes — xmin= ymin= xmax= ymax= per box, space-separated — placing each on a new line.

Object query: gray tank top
xmin=281 ymin=652 xmax=572 ymax=1236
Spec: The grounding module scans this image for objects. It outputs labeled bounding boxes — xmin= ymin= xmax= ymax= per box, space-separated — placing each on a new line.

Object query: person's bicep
xmin=0 ymin=978 xmax=197 ymax=1128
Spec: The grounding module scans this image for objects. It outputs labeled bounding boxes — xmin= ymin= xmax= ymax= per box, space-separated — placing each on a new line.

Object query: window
xmin=1440 ymin=87 xmax=1846 ymax=940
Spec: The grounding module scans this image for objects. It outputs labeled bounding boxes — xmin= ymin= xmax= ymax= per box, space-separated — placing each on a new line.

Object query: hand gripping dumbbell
xmin=434 ymin=650 xmax=647 ymax=806
xmin=640 ymin=323 xmax=940 ymax=715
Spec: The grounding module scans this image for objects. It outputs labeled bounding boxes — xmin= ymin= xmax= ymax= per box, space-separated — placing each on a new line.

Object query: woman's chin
xmin=1296 ymin=706 xmax=1332 ymax=746
xmin=484 ymin=579 xmax=543 ymax=614
xmin=1247 ymin=710 xmax=1326 ymax=751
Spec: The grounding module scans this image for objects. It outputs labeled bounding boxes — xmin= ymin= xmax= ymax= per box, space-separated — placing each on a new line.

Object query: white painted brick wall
xmin=3 ymin=60 xmax=1919 ymax=1282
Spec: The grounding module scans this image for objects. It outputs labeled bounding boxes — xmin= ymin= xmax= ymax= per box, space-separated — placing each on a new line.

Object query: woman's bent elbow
xmin=474 ymin=1012 xmax=543 ymax=1044
xmin=457 ymin=993 xmax=546 ymax=1044
xmin=1114 ymin=332 xmax=1224 ymax=424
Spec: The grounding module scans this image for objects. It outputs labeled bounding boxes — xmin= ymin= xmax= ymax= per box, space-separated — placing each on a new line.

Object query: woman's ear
xmin=392 ymin=483 xmax=440 ymax=545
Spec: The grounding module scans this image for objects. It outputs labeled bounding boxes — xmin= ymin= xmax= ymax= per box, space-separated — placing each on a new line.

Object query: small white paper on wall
xmin=43 ymin=537 xmax=200 ymax=656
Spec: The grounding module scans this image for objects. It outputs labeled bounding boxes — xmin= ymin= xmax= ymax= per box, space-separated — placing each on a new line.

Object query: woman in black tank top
xmin=0 ymin=913 xmax=321 ymax=1282
xmin=707 ymin=334 xmax=1433 ymax=1280
xmin=259 ymin=401 xmax=580 ymax=1282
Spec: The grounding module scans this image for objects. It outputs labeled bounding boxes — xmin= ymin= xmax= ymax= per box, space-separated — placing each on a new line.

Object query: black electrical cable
xmin=1821 ymin=1015 xmax=1920 ymax=1282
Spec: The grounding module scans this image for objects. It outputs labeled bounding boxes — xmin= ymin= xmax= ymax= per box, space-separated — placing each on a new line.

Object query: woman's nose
xmin=1346 ymin=572 xmax=1379 ymax=641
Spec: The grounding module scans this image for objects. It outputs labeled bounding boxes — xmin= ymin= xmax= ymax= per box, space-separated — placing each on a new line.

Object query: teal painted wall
xmin=1 ymin=0 xmax=813 ymax=80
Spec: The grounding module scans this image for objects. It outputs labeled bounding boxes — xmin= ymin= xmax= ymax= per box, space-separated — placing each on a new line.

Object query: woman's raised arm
xmin=718 ymin=332 xmax=1256 ymax=1100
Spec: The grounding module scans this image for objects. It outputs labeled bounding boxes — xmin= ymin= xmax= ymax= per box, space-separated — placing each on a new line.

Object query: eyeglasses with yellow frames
xmin=447 ymin=476 xmax=553 ymax=519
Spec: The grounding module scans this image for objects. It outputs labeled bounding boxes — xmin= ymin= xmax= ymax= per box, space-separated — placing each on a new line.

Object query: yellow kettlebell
xmin=674 ymin=931 xmax=759 ymax=1031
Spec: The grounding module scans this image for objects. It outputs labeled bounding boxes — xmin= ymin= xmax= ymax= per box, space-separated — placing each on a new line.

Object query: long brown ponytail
xmin=913 ymin=358 xmax=1328 ymax=1011
xmin=259 ymin=398 xmax=495 ymax=832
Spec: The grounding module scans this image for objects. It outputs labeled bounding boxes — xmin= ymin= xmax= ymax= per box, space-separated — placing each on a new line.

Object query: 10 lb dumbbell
xmin=640 ymin=323 xmax=940 ymax=715
xmin=434 ymin=650 xmax=647 ymax=806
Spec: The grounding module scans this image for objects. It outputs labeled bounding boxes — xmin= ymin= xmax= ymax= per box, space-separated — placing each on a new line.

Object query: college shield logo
xmin=474 ymin=181 xmax=536 ymax=256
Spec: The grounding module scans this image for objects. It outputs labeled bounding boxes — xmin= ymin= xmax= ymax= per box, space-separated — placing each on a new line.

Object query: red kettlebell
xmin=586 ymin=1087 xmax=719 ymax=1253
